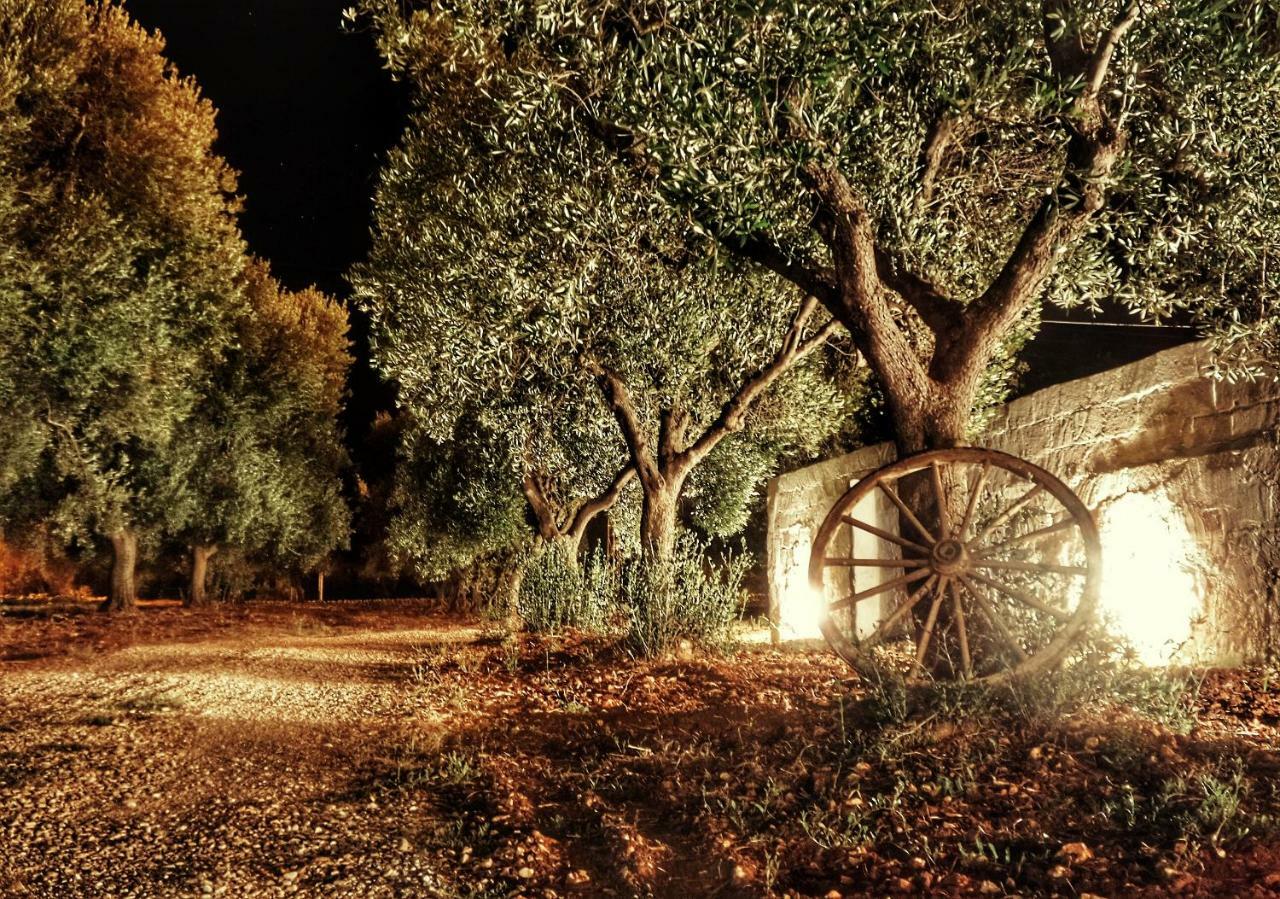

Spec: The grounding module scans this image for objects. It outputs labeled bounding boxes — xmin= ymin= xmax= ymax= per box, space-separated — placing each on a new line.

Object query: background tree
xmin=352 ymin=35 xmax=851 ymax=561
xmin=172 ymin=261 xmax=353 ymax=607
xmin=362 ymin=0 xmax=1280 ymax=455
xmin=0 ymin=0 xmax=246 ymax=610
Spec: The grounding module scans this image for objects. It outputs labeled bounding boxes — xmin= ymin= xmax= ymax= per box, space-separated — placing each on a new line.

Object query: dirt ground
xmin=2 ymin=600 xmax=1280 ymax=898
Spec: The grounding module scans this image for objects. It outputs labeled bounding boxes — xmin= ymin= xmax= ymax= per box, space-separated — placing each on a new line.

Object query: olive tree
xmin=0 ymin=0 xmax=246 ymax=610
xmin=173 ymin=262 xmax=352 ymax=607
xmin=361 ymin=0 xmax=1280 ymax=454
xmin=352 ymin=32 xmax=850 ymax=560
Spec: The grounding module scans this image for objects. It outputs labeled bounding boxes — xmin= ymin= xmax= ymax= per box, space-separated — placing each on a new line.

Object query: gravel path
xmin=0 ymin=610 xmax=489 ymax=898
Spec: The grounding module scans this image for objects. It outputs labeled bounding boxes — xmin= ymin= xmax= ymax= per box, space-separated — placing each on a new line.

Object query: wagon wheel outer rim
xmin=807 ymin=447 xmax=1102 ymax=686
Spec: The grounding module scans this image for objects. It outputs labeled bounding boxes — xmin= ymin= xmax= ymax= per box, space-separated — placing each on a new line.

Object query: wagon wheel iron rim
xmin=807 ymin=447 xmax=1102 ymax=686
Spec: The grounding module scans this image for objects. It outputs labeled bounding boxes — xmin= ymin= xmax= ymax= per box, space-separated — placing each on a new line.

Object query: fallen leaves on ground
xmin=1 ymin=602 xmax=1279 ymax=897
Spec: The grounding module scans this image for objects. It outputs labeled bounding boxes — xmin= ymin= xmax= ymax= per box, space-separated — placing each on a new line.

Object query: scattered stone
xmin=1059 ymin=842 xmax=1093 ymax=863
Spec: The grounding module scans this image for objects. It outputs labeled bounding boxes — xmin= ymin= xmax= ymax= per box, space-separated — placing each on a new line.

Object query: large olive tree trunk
xmin=185 ymin=544 xmax=217 ymax=608
xmin=639 ymin=478 xmax=683 ymax=562
xmin=102 ymin=529 xmax=139 ymax=613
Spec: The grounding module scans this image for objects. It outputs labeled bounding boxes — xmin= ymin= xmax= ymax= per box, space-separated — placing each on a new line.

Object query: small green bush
xmin=517 ymin=541 xmax=613 ymax=632
xmin=622 ymin=534 xmax=749 ymax=657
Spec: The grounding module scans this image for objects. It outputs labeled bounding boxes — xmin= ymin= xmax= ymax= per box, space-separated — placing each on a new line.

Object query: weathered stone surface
xmin=768 ymin=341 xmax=1280 ymax=662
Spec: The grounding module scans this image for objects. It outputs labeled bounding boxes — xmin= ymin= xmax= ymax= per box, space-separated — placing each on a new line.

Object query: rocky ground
xmin=2 ymin=600 xmax=1280 ymax=898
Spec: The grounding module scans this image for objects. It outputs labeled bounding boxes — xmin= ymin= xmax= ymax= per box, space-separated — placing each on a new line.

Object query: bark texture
xmin=102 ymin=529 xmax=138 ymax=613
xmin=186 ymin=544 xmax=218 ymax=608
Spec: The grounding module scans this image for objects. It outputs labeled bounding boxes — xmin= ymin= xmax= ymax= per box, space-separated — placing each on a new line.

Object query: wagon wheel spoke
xmin=878 ymin=482 xmax=937 ymax=545
xmin=950 ymin=578 xmax=973 ymax=679
xmin=972 ymin=559 xmax=1088 ymax=577
xmin=978 ymin=516 xmax=1076 ymax=555
xmin=957 ymin=461 xmax=991 ymax=544
xmin=958 ymin=576 xmax=1030 ymax=666
xmin=967 ymin=570 xmax=1072 ymax=623
xmin=911 ymin=577 xmax=949 ymax=678
xmin=809 ymin=447 xmax=1101 ymax=686
xmin=969 ymin=484 xmax=1045 ymax=549
xmin=930 ymin=461 xmax=950 ymax=539
xmin=841 ymin=516 xmax=931 ymax=556
xmin=829 ymin=567 xmax=933 ymax=612
xmin=863 ymin=574 xmax=939 ymax=651
xmin=824 ymin=557 xmax=931 ymax=569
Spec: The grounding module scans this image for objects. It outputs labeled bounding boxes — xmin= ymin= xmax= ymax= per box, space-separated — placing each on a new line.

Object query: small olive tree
xmin=352 ymin=30 xmax=850 ymax=561
xmin=171 ymin=262 xmax=352 ymax=606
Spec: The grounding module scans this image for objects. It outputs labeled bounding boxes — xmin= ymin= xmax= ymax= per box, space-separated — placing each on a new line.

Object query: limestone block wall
xmin=766 ymin=341 xmax=1280 ymax=662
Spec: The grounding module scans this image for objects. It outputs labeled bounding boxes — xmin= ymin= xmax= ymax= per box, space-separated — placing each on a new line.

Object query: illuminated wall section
xmin=767 ymin=341 xmax=1279 ymax=664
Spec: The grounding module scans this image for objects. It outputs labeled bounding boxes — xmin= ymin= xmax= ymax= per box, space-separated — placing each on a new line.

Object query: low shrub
xmin=517 ymin=541 xmax=614 ymax=633
xmin=621 ymin=534 xmax=749 ymax=657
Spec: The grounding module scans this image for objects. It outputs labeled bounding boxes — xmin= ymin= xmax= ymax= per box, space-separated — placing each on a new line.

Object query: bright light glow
xmin=1098 ymin=490 xmax=1203 ymax=666
xmin=778 ymin=581 xmax=826 ymax=641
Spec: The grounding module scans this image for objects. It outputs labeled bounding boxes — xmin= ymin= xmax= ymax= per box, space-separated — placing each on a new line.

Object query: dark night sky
xmin=122 ymin=0 xmax=1195 ymax=445
xmin=125 ymin=0 xmax=405 ymax=441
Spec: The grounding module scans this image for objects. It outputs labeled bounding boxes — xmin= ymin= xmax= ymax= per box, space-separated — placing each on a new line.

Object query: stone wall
xmin=766 ymin=341 xmax=1280 ymax=663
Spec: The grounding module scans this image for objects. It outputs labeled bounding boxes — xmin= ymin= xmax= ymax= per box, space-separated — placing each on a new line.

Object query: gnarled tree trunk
xmin=186 ymin=544 xmax=218 ymax=608
xmin=102 ymin=529 xmax=138 ymax=613
xmin=639 ymin=479 xmax=683 ymax=562
xmin=523 ymin=465 xmax=634 ymax=565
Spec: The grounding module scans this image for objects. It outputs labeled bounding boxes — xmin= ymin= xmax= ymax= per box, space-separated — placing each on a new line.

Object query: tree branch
xmin=658 ymin=407 xmax=690 ymax=467
xmin=567 ymin=465 xmax=635 ymax=542
xmin=575 ymin=104 xmax=842 ymax=307
xmin=677 ymin=296 xmax=841 ymax=471
xmin=586 ymin=361 xmax=662 ymax=488
xmin=954 ymin=1 xmax=1141 ymax=384
xmin=522 ymin=473 xmax=562 ymax=541
xmin=915 ymin=113 xmax=954 ymax=213
xmin=715 ymin=230 xmax=840 ymax=307
xmin=1083 ymin=0 xmax=1140 ymax=103
xmin=804 ymin=163 xmax=931 ymax=398
xmin=873 ymin=247 xmax=962 ymax=334
xmin=1042 ymin=0 xmax=1090 ymax=81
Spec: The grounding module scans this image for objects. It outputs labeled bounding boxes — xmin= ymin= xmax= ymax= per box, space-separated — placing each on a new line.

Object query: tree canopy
xmin=360 ymin=0 xmax=1280 ymax=453
xmin=170 ymin=261 xmax=352 ymax=606
xmin=352 ymin=27 xmax=852 ymax=562
xmin=0 ymin=0 xmax=248 ymax=607
xmin=0 ymin=1 xmax=356 ymax=609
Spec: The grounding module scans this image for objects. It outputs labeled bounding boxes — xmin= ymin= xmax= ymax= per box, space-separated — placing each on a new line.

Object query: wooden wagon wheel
xmin=807 ymin=447 xmax=1101 ymax=685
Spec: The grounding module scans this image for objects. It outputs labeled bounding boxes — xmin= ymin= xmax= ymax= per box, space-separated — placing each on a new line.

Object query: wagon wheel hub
xmin=930 ymin=538 xmax=968 ymax=576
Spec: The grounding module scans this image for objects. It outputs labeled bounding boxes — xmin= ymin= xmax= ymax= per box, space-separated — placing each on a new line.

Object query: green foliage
xmin=385 ymin=418 xmax=530 ymax=582
xmin=0 ymin=0 xmax=247 ymax=564
xmin=517 ymin=542 xmax=616 ymax=632
xmin=621 ymin=534 xmax=749 ymax=656
xmin=684 ymin=439 xmax=774 ymax=538
xmin=169 ymin=261 xmax=353 ymax=576
xmin=352 ymin=9 xmax=850 ymax=574
xmin=361 ymin=0 xmax=1280 ymax=400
